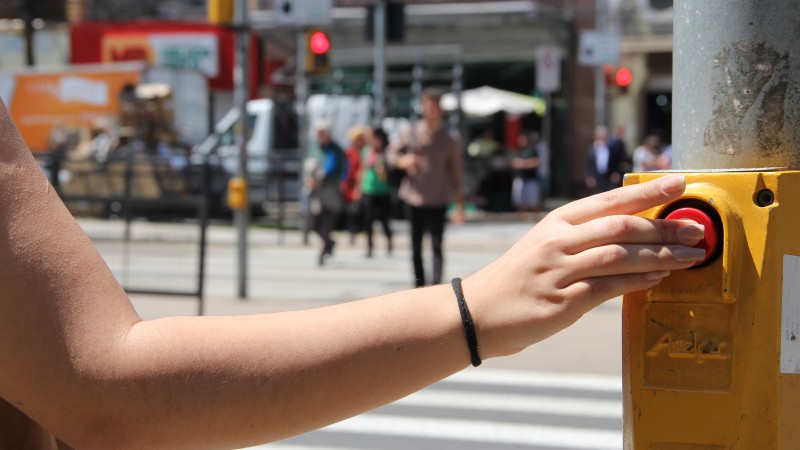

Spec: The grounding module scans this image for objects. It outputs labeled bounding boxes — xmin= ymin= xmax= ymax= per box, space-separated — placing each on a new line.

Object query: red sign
xmin=70 ymin=21 xmax=258 ymax=92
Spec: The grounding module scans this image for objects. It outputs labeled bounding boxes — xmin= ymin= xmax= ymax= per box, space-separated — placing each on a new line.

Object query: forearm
xmin=69 ymin=284 xmax=468 ymax=449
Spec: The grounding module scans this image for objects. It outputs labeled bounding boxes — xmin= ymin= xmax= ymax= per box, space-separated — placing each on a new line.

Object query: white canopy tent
xmin=441 ymin=85 xmax=546 ymax=117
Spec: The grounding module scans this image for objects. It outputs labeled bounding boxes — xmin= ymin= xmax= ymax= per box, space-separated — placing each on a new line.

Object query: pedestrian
xmin=535 ymin=131 xmax=551 ymax=204
xmin=389 ymin=87 xmax=465 ymax=287
xmin=586 ymin=125 xmax=627 ymax=194
xmin=0 ymin=97 xmax=708 ymax=449
xmin=511 ymin=131 xmax=541 ymax=219
xmin=632 ymin=135 xmax=662 ymax=173
xmin=308 ymin=119 xmax=347 ymax=266
xmin=657 ymin=144 xmax=673 ymax=170
xmin=342 ymin=124 xmax=367 ymax=245
xmin=357 ymin=127 xmax=394 ymax=258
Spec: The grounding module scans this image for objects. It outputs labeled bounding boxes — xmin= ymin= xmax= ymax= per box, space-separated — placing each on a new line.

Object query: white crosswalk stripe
xmin=392 ymin=388 xmax=621 ymax=418
xmin=244 ymin=369 xmax=624 ymax=450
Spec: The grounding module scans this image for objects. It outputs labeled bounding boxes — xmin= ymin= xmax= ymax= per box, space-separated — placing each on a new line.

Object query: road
xmin=86 ymin=217 xmax=625 ymax=450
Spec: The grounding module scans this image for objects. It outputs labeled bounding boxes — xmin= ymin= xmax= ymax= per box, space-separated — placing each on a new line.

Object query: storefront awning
xmin=442 ymin=86 xmax=546 ymax=117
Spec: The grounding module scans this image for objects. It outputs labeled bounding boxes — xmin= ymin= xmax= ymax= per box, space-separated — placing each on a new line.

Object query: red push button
xmin=665 ymin=207 xmax=719 ymax=266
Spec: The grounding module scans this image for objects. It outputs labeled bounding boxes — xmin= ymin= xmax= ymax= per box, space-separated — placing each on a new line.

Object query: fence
xmin=40 ymin=152 xmax=210 ymax=315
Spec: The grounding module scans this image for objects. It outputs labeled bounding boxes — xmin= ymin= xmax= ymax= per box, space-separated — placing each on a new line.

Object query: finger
xmin=556 ymin=175 xmax=686 ymax=225
xmin=561 ymin=244 xmax=704 ymax=286
xmin=562 ymin=271 xmax=672 ymax=310
xmin=563 ymin=216 xmax=705 ymax=254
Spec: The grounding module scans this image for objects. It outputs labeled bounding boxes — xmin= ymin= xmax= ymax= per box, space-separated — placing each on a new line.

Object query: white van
xmin=192 ymin=99 xmax=301 ymax=215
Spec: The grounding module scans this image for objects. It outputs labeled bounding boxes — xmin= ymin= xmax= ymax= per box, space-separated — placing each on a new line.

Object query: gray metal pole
xmin=543 ymin=91 xmax=553 ymax=154
xmin=594 ymin=0 xmax=607 ymax=128
xmin=673 ymin=0 xmax=800 ymax=170
xmin=451 ymin=53 xmax=464 ymax=132
xmin=296 ymin=30 xmax=311 ymax=246
xmin=234 ymin=0 xmax=250 ymax=299
xmin=373 ymin=0 xmax=387 ymax=126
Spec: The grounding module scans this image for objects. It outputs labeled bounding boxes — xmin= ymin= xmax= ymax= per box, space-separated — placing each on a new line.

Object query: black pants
xmin=408 ymin=205 xmax=447 ymax=287
xmin=314 ymin=207 xmax=338 ymax=256
xmin=363 ymin=194 xmax=393 ymax=252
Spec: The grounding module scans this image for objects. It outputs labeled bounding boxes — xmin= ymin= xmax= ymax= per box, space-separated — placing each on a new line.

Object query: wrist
xmin=451 ymin=278 xmax=481 ymax=367
xmin=458 ymin=274 xmax=494 ymax=360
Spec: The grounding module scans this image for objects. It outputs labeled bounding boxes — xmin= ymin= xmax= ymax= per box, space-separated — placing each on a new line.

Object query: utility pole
xmin=234 ymin=0 xmax=250 ymax=299
xmin=593 ymin=0 xmax=607 ymax=128
xmin=623 ymin=2 xmax=800 ymax=448
xmin=21 ymin=0 xmax=35 ymax=66
xmin=372 ymin=0 xmax=387 ymax=127
xmin=297 ymin=28 xmax=311 ymax=245
xmin=672 ymin=0 xmax=800 ymax=170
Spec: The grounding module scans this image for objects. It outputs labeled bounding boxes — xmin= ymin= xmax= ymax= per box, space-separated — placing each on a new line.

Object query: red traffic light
xmin=615 ymin=67 xmax=633 ymax=88
xmin=309 ymin=31 xmax=330 ymax=55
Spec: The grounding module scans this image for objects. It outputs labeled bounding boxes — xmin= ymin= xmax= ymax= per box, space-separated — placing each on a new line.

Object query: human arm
xmin=0 ymin=97 xmax=705 ymax=449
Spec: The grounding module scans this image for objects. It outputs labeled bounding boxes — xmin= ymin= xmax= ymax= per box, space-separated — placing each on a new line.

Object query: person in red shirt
xmin=342 ymin=125 xmax=367 ymax=245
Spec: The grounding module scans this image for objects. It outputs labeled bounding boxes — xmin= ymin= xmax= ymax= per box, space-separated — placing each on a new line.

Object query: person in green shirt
xmin=357 ymin=127 xmax=394 ymax=258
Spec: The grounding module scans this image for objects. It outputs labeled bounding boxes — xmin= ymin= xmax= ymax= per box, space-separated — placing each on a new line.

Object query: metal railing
xmin=39 ymin=152 xmax=210 ymax=315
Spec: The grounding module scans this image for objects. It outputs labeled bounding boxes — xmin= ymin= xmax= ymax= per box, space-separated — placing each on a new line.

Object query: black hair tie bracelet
xmin=451 ymin=277 xmax=481 ymax=367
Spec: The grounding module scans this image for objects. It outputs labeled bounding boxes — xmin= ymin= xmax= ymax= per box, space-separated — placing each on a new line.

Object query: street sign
xmin=273 ymin=0 xmax=333 ymax=27
xmin=578 ymin=30 xmax=620 ymax=66
xmin=536 ymin=45 xmax=561 ymax=93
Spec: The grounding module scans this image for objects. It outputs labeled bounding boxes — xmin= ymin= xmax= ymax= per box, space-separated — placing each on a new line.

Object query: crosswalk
xmin=245 ymin=369 xmax=623 ymax=450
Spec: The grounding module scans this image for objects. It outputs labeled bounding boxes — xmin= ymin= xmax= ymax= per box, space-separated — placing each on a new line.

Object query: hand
xmin=451 ymin=209 xmax=465 ymax=225
xmin=397 ymin=153 xmax=420 ymax=175
xmin=462 ymin=175 xmax=706 ymax=359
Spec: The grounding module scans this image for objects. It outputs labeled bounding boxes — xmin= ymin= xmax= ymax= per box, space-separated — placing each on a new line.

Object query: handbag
xmin=315 ymin=182 xmax=343 ymax=213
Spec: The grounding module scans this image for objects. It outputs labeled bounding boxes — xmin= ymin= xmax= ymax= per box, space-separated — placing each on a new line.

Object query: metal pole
xmin=197 ymin=159 xmax=210 ymax=315
xmin=373 ymin=0 xmax=387 ymax=127
xmin=22 ymin=0 xmax=35 ymax=66
xmin=673 ymin=0 xmax=800 ymax=170
xmin=234 ymin=0 xmax=250 ymax=299
xmin=410 ymin=57 xmax=423 ymax=137
xmin=594 ymin=0 xmax=607 ymax=129
xmin=543 ymin=90 xmax=553 ymax=154
xmin=451 ymin=52 xmax=464 ymax=133
xmin=297 ymin=29 xmax=311 ymax=245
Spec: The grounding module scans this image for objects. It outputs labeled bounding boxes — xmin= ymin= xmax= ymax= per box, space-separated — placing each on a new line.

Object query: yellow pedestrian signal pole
xmin=623 ymin=171 xmax=800 ymax=448
xmin=622 ymin=1 xmax=800 ymax=448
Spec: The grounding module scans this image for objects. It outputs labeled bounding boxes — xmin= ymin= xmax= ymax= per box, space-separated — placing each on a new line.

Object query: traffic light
xmin=615 ymin=67 xmax=633 ymax=88
xmin=603 ymin=63 xmax=615 ymax=87
xmin=208 ymin=0 xmax=234 ymax=25
xmin=614 ymin=66 xmax=633 ymax=94
xmin=306 ymin=30 xmax=331 ymax=74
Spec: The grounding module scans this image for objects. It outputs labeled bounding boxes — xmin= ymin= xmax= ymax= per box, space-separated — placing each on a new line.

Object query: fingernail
xmin=677 ymin=224 xmax=705 ymax=244
xmin=660 ymin=175 xmax=686 ymax=195
xmin=646 ymin=270 xmax=671 ymax=281
xmin=675 ymin=247 xmax=707 ymax=262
